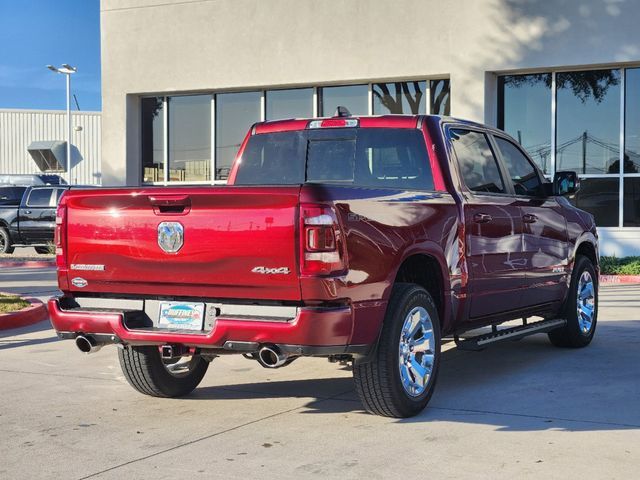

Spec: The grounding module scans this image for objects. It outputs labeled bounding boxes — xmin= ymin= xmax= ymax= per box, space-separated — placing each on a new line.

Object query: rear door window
xmin=450 ymin=129 xmax=506 ymax=194
xmin=26 ymin=188 xmax=54 ymax=207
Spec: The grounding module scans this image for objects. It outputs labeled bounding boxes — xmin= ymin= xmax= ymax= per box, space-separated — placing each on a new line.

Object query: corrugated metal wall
xmin=0 ymin=109 xmax=101 ymax=185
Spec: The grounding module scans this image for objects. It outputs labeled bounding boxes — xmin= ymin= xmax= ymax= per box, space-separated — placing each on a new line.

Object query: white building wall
xmin=0 ymin=109 xmax=102 ymax=185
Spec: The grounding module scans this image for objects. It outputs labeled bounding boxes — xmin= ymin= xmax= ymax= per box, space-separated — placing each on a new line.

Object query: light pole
xmin=47 ymin=64 xmax=77 ymax=183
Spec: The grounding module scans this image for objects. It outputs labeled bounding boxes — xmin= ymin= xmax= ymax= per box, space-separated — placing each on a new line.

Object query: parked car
xmin=0 ymin=174 xmax=67 ymax=186
xmin=48 ymin=112 xmax=598 ymax=418
xmin=0 ymin=185 xmax=70 ymax=254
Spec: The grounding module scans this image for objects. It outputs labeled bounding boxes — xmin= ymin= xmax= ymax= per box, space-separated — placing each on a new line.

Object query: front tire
xmin=548 ymin=255 xmax=598 ymax=348
xmin=353 ymin=283 xmax=441 ymax=418
xmin=0 ymin=228 xmax=14 ymax=254
xmin=118 ymin=346 xmax=209 ymax=397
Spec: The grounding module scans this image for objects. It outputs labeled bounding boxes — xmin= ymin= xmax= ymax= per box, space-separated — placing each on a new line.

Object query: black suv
xmin=0 ymin=185 xmax=70 ymax=254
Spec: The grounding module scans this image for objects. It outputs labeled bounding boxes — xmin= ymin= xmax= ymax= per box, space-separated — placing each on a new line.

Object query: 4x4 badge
xmin=158 ymin=222 xmax=184 ymax=253
xmin=251 ymin=266 xmax=290 ymax=275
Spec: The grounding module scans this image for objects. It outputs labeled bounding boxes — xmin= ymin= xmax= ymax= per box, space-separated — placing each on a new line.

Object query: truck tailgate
xmin=62 ymin=187 xmax=302 ymax=301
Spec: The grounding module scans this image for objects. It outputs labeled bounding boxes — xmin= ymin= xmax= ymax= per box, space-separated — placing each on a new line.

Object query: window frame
xmin=496 ymin=65 xmax=640 ymax=229
xmin=445 ymin=124 xmax=512 ymax=198
xmin=489 ymin=132 xmax=548 ymax=199
xmin=140 ymin=77 xmax=451 ymax=187
xmin=26 ymin=188 xmax=55 ymax=208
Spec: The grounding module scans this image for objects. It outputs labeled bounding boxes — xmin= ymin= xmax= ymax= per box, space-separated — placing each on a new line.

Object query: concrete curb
xmin=0 ymin=293 xmax=49 ymax=330
xmin=600 ymin=275 xmax=640 ymax=284
xmin=0 ymin=259 xmax=55 ymax=269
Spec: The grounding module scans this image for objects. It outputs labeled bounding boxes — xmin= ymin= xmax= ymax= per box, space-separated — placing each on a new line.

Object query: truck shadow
xmin=193 ymin=319 xmax=640 ymax=432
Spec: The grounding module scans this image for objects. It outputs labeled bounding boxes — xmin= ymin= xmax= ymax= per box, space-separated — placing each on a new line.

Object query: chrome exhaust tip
xmin=257 ymin=345 xmax=290 ymax=369
xmin=75 ymin=335 xmax=102 ymax=354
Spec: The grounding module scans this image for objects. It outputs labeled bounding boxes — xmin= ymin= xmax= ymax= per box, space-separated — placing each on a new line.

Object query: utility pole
xmin=582 ymin=130 xmax=587 ymax=174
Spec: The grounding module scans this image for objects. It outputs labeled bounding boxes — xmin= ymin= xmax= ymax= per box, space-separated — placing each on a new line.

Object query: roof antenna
xmin=334 ymin=106 xmax=352 ymax=118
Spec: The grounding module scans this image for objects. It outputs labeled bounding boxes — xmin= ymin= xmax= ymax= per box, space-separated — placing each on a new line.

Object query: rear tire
xmin=353 ymin=283 xmax=441 ymax=418
xmin=0 ymin=228 xmax=14 ymax=254
xmin=548 ymin=255 xmax=598 ymax=348
xmin=118 ymin=346 xmax=209 ymax=397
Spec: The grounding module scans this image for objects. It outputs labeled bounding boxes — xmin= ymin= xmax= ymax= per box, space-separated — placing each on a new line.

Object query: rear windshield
xmin=234 ymin=128 xmax=434 ymax=190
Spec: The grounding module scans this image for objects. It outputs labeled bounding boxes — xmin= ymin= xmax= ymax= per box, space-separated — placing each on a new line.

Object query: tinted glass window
xmin=141 ymin=97 xmax=165 ymax=183
xmin=168 ymin=95 xmax=211 ymax=182
xmin=0 ymin=187 xmax=25 ymax=206
xmin=27 ymin=189 xmax=53 ymax=207
xmin=372 ymin=82 xmax=426 ymax=115
xmin=235 ymin=131 xmax=306 ymax=185
xmin=625 ymin=68 xmax=640 ymax=173
xmin=0 ymin=188 xmax=13 ymax=205
xmin=556 ymin=69 xmax=621 ymax=174
xmin=55 ymin=189 xmax=67 ymax=204
xmin=216 ymin=92 xmax=261 ymax=180
xmin=569 ymin=178 xmax=619 ymax=227
xmin=494 ymin=137 xmax=543 ymax=196
xmin=430 ymin=79 xmax=451 ymax=116
xmin=623 ymin=178 xmax=640 ymax=227
xmin=319 ymin=85 xmax=368 ymax=116
xmin=451 ymin=129 xmax=505 ymax=194
xmin=498 ymin=74 xmax=552 ymax=174
xmin=307 ymin=136 xmax=356 ymax=183
xmin=266 ymin=89 xmax=313 ymax=120
xmin=235 ymin=128 xmax=433 ymax=190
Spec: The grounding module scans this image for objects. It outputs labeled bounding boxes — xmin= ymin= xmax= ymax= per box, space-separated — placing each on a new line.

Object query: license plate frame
xmin=158 ymin=301 xmax=205 ymax=331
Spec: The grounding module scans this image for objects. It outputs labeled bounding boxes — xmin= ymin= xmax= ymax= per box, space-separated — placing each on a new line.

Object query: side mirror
xmin=553 ymin=171 xmax=580 ymax=196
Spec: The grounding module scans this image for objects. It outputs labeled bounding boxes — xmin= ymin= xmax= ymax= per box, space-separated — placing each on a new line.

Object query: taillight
xmin=308 ymin=118 xmax=358 ymax=129
xmin=55 ymin=203 xmax=67 ymax=268
xmin=300 ymin=204 xmax=347 ymax=275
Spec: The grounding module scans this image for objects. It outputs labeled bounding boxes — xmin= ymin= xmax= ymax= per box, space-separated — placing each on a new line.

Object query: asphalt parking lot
xmin=1 ymin=266 xmax=639 ymax=479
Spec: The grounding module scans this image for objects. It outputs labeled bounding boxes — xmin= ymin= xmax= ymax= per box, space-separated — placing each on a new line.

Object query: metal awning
xmin=27 ymin=140 xmax=67 ymax=172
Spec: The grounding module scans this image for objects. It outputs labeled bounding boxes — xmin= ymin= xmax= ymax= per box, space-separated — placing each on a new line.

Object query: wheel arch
xmin=575 ymin=240 xmax=598 ymax=267
xmin=393 ymin=253 xmax=448 ymax=328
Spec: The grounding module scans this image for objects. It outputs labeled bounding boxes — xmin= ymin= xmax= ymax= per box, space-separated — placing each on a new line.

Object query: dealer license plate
xmin=158 ymin=302 xmax=205 ymax=331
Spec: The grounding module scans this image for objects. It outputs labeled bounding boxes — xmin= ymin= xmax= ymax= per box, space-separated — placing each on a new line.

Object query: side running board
xmin=454 ymin=318 xmax=567 ymax=351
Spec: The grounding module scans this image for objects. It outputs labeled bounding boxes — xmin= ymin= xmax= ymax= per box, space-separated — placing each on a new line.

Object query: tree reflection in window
xmin=430 ymin=79 xmax=450 ymax=115
xmin=372 ymin=82 xmax=425 ymax=115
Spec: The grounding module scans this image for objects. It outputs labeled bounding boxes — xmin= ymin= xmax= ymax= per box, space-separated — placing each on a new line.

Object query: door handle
xmin=24 ymin=210 xmax=32 ymax=214
xmin=149 ymin=195 xmax=191 ymax=215
xmin=522 ymin=213 xmax=538 ymax=224
xmin=473 ymin=213 xmax=492 ymax=224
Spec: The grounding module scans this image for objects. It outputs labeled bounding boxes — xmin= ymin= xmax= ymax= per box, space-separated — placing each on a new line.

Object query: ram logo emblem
xmin=158 ymin=222 xmax=184 ymax=253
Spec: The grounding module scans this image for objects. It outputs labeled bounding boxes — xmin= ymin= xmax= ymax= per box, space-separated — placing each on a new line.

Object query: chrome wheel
xmin=576 ymin=271 xmax=595 ymax=334
xmin=398 ymin=306 xmax=435 ymax=397
xmin=0 ymin=230 xmax=8 ymax=253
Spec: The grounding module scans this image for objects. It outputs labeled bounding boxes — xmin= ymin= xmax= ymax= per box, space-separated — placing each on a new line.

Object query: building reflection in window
xmin=168 ymin=95 xmax=211 ymax=182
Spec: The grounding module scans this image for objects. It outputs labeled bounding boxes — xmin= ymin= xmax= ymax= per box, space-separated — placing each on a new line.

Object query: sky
xmin=0 ymin=0 xmax=101 ymax=111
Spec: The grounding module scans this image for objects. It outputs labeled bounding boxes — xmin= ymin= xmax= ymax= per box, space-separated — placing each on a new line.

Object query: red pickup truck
xmin=48 ymin=112 xmax=598 ymax=418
